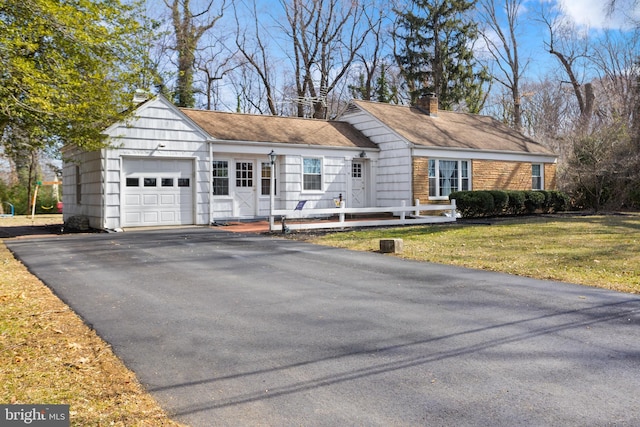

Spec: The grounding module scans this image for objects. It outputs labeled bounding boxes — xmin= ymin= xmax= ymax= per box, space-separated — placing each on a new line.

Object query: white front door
xmin=351 ymin=160 xmax=366 ymax=208
xmin=235 ymin=161 xmax=256 ymax=217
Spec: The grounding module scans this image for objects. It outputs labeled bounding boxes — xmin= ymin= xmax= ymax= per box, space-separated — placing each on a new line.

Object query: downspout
xmin=101 ymin=147 xmax=107 ymax=230
xmin=208 ymin=140 xmax=213 ymax=224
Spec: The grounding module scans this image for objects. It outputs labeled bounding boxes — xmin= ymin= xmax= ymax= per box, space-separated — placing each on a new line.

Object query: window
xmin=126 ymin=177 xmax=139 ymax=187
xmin=532 ymin=164 xmax=542 ymax=190
xmin=144 ymin=178 xmax=157 ymax=187
xmin=178 ymin=178 xmax=190 ymax=187
xmin=261 ymin=162 xmax=277 ymax=196
xmin=303 ymin=158 xmax=322 ymax=191
xmin=352 ymin=162 xmax=362 ymax=178
xmin=212 ymin=161 xmax=229 ymax=195
xmin=236 ymin=162 xmax=253 ymax=187
xmin=75 ymin=165 xmax=82 ymax=205
xmin=461 ymin=161 xmax=470 ymax=191
xmin=161 ymin=178 xmax=174 ymax=187
xmin=428 ymin=159 xmax=471 ymax=199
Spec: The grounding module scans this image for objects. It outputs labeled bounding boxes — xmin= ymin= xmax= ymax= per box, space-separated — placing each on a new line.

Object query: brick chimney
xmin=415 ymin=93 xmax=438 ymax=117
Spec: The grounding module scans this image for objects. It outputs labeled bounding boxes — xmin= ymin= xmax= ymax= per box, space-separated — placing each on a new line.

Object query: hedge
xmin=449 ymin=190 xmax=569 ymax=218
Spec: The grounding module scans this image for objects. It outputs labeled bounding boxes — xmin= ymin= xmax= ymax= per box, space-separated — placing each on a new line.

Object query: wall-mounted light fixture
xmin=269 ymin=150 xmax=277 ymax=164
xmin=359 ymin=150 xmax=367 ymax=158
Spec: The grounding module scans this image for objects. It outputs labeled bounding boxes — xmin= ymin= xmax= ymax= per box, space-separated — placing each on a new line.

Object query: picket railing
xmin=269 ymin=199 xmax=457 ymax=232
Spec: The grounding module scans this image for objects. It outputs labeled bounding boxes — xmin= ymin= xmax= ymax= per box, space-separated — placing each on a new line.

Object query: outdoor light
xmin=269 ymin=150 xmax=277 ymax=231
xmin=359 ymin=150 xmax=367 ymax=158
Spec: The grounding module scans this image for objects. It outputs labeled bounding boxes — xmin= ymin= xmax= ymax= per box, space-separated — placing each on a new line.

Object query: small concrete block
xmin=380 ymin=238 xmax=403 ymax=254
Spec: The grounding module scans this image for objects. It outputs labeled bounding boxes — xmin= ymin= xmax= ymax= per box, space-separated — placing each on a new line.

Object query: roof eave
xmin=412 ymin=145 xmax=557 ymax=162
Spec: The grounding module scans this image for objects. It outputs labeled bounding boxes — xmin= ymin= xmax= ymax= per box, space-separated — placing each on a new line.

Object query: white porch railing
xmin=269 ymin=199 xmax=457 ymax=232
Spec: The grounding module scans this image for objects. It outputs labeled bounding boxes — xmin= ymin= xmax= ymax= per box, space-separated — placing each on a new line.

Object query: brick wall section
xmin=412 ymin=157 xmax=430 ymax=202
xmin=545 ymin=163 xmax=557 ymax=190
xmin=472 ymin=160 xmax=558 ymax=191
xmin=472 ymin=160 xmax=531 ymax=191
xmin=411 ymin=158 xmax=559 ymax=202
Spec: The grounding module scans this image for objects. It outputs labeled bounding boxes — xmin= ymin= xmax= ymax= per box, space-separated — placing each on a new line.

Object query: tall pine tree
xmin=394 ymin=0 xmax=488 ymax=111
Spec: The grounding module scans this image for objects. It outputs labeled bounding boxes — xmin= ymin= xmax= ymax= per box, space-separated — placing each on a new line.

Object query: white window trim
xmin=259 ymin=161 xmax=278 ymax=198
xmin=301 ymin=156 xmax=324 ymax=193
xmin=212 ymin=158 xmax=232 ymax=198
xmin=428 ymin=158 xmax=471 ymax=200
xmin=532 ymin=163 xmax=544 ymax=191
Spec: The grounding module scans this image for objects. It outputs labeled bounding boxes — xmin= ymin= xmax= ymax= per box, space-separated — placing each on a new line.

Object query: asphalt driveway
xmin=6 ymin=227 xmax=640 ymax=426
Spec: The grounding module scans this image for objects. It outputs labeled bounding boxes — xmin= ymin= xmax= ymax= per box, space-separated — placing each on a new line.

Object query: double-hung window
xmin=303 ymin=158 xmax=322 ymax=191
xmin=212 ymin=160 xmax=229 ymax=195
xmin=429 ymin=159 xmax=470 ymax=199
xmin=261 ymin=162 xmax=276 ymax=196
xmin=532 ymin=164 xmax=543 ymax=190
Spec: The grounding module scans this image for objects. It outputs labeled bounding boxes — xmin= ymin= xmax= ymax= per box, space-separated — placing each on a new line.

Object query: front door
xmin=235 ymin=161 xmax=256 ymax=217
xmin=351 ymin=160 xmax=366 ymax=208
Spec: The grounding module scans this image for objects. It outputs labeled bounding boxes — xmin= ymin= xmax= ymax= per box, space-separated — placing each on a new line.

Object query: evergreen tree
xmin=375 ymin=67 xmax=400 ymax=104
xmin=349 ymin=65 xmax=399 ymax=104
xmin=393 ymin=0 xmax=488 ymax=110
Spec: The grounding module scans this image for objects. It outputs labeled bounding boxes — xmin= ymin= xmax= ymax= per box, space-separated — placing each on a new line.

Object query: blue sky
xmin=170 ymin=0 xmax=639 ymax=102
xmin=477 ymin=0 xmax=639 ymax=80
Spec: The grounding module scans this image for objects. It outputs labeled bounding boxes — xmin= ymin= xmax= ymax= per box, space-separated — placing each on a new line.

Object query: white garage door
xmin=123 ymin=158 xmax=194 ymax=227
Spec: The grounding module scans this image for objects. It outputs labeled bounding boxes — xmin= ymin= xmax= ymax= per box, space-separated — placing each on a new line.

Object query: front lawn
xmin=303 ymin=214 xmax=640 ymax=294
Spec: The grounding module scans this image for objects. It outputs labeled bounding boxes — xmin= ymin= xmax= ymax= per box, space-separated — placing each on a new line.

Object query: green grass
xmin=305 ymin=214 xmax=640 ymax=294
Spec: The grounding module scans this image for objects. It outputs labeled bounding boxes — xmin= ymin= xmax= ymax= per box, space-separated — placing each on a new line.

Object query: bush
xmin=628 ymin=186 xmax=640 ymax=209
xmin=505 ymin=191 xmax=525 ymax=215
xmin=488 ymin=190 xmax=509 ymax=216
xmin=450 ymin=190 xmax=570 ymax=218
xmin=524 ymin=191 xmax=546 ymax=213
xmin=546 ymin=191 xmax=570 ymax=213
xmin=450 ymin=191 xmax=494 ymax=218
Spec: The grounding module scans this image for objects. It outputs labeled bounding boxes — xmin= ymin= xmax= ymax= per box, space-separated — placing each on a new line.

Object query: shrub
xmin=450 ymin=191 xmax=494 ymax=218
xmin=524 ymin=191 xmax=546 ymax=213
xmin=546 ymin=191 xmax=570 ymax=212
xmin=451 ymin=190 xmax=569 ymax=218
xmin=505 ymin=190 xmax=525 ymax=215
xmin=488 ymin=190 xmax=509 ymax=216
xmin=628 ymin=186 xmax=640 ymax=209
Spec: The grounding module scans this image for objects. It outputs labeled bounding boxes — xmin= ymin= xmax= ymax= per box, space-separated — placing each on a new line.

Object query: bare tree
xmin=280 ymin=0 xmax=373 ymax=118
xmin=606 ymin=0 xmax=640 ymax=27
xmin=196 ymin=42 xmax=243 ymax=110
xmin=164 ymin=0 xmax=225 ymax=107
xmin=233 ymin=0 xmax=281 ymax=115
xmin=538 ymin=8 xmax=594 ymax=126
xmin=346 ymin=5 xmax=389 ymax=101
xmin=589 ymin=30 xmax=639 ymax=124
xmin=478 ymin=0 xmax=527 ymax=131
xmin=519 ymin=79 xmax=576 ymax=156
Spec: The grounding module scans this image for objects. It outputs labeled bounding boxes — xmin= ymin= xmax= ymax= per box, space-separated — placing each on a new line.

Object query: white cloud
xmin=556 ymin=0 xmax=640 ymax=30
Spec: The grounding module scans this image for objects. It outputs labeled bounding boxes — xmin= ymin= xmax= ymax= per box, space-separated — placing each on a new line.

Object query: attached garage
xmin=122 ymin=158 xmax=194 ymax=227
